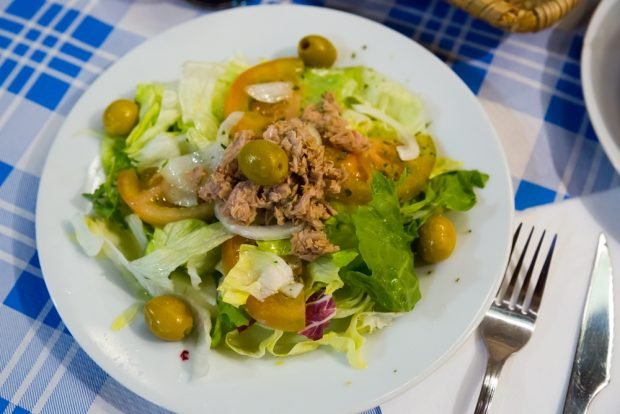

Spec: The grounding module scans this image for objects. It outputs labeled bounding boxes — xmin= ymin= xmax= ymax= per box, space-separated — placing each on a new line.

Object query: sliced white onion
xmin=245 ymin=82 xmax=293 ymax=104
xmin=215 ymin=203 xmax=302 ymax=240
xmin=160 ymin=153 xmax=204 ymax=207
xmin=216 ymin=111 xmax=244 ymax=146
xmin=352 ymin=103 xmax=420 ymax=160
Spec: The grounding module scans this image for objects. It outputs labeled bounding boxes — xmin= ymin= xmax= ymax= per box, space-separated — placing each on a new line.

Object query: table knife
xmin=562 ymin=233 xmax=614 ymax=414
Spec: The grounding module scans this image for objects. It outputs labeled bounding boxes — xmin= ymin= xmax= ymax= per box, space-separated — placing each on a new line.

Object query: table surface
xmin=0 ymin=0 xmax=617 ymax=413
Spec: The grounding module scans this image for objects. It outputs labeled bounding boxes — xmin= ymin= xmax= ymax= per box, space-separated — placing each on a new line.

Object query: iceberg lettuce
xmin=130 ymin=220 xmax=232 ymax=295
xmin=178 ymin=59 xmax=247 ymax=142
xmin=223 ymin=307 xmax=396 ymax=369
xmin=300 ymin=66 xmax=428 ymax=159
xmin=125 ymin=83 xmax=181 ymax=162
xmin=218 ymin=245 xmax=303 ymax=306
xmin=306 ymin=249 xmax=357 ymax=295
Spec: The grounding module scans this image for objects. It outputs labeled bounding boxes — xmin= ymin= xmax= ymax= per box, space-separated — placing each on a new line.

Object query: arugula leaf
xmin=210 ymin=298 xmax=250 ymax=348
xmin=83 ymin=137 xmax=132 ymax=225
xmin=341 ymin=173 xmax=420 ymax=312
xmin=400 ymin=170 xmax=489 ymax=222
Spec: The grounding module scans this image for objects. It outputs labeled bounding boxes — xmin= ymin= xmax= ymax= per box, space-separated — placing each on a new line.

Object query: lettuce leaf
xmin=129 ymin=221 xmax=232 ymax=296
xmin=400 ymin=170 xmax=489 ymax=222
xmin=178 ymin=59 xmax=247 ymax=140
xmin=210 ymin=297 xmax=250 ymax=348
xmin=218 ymin=245 xmax=302 ymax=307
xmin=342 ymin=173 xmax=421 ymax=312
xmin=171 ymin=272 xmax=217 ymax=378
xmin=306 ymin=249 xmax=357 ymax=295
xmin=72 ymin=215 xmax=149 ymax=298
xmin=125 ymin=83 xmax=181 ymax=161
xmin=333 ymin=286 xmax=374 ymax=319
xmin=223 ymin=309 xmax=393 ymax=368
xmin=299 ymin=291 xmax=336 ymax=340
xmin=300 ymin=66 xmax=428 ymax=153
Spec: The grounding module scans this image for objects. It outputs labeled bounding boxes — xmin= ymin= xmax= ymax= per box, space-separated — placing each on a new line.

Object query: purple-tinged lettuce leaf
xmin=299 ymin=290 xmax=336 ymax=340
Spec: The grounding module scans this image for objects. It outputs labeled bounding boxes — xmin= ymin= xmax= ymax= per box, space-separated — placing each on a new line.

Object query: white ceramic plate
xmin=36 ymin=5 xmax=513 ymax=413
xmin=582 ymin=0 xmax=620 ymax=173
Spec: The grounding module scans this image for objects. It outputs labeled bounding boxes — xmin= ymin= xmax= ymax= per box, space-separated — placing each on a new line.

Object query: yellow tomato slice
xmin=245 ymin=292 xmax=306 ymax=332
xmin=117 ymin=169 xmax=213 ymax=226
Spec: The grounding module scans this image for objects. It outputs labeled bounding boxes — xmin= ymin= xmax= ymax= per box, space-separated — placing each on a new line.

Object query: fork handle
xmin=474 ymin=358 xmax=507 ymax=414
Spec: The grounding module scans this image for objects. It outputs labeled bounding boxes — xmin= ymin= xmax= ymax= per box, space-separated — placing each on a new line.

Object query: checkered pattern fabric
xmin=0 ymin=0 xmax=616 ymax=413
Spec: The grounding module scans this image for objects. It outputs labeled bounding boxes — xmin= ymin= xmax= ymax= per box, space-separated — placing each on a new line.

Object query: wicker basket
xmin=448 ymin=0 xmax=582 ymax=32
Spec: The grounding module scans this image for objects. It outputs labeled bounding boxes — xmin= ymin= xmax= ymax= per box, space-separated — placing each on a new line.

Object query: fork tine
xmin=528 ymin=233 xmax=557 ymax=315
xmin=510 ymin=223 xmax=523 ymax=256
xmin=515 ymin=230 xmax=546 ymax=311
xmin=500 ymin=226 xmax=535 ymax=304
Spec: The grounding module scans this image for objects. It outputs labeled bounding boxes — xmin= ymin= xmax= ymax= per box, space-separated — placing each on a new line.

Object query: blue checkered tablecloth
xmin=0 ymin=0 xmax=616 ymax=413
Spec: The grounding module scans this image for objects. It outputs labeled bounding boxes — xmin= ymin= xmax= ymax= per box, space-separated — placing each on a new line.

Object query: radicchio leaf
xmin=299 ymin=290 xmax=336 ymax=340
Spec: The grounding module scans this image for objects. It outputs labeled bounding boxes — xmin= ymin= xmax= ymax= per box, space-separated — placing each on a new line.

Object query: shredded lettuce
xmin=333 ymin=287 xmax=374 ymax=319
xmin=125 ymin=214 xmax=148 ymax=253
xmin=125 ymin=83 xmax=181 ymax=162
xmin=171 ymin=272 xmax=217 ymax=378
xmin=223 ymin=308 xmax=395 ymax=368
xmin=178 ymin=59 xmax=248 ymax=142
xmin=210 ymin=297 xmax=251 ymax=348
xmin=300 ymin=66 xmax=428 ymax=156
xmin=306 ymin=250 xmax=357 ymax=295
xmin=130 ymin=220 xmax=232 ymax=296
xmin=186 ymin=249 xmax=220 ymax=288
xmin=72 ymin=215 xmax=149 ymax=298
xmin=218 ymin=245 xmax=302 ymax=306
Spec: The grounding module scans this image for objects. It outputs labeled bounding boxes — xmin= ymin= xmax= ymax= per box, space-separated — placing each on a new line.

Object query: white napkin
xmin=382 ymin=188 xmax=620 ymax=414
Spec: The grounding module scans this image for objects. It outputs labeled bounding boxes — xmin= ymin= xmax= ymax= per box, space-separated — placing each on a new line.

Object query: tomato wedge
xmin=220 ymin=235 xmax=251 ymax=274
xmin=117 ymin=169 xmax=213 ymax=226
xmin=224 ymin=57 xmax=304 ymax=133
xmin=245 ymin=292 xmax=306 ymax=332
xmin=327 ymin=134 xmax=436 ymax=204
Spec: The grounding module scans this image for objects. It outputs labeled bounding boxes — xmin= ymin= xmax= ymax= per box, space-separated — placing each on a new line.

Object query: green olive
xmin=102 ymin=99 xmax=139 ymax=137
xmin=144 ymin=295 xmax=194 ymax=341
xmin=417 ymin=214 xmax=457 ymax=264
xmin=237 ymin=140 xmax=289 ymax=186
xmin=298 ymin=35 xmax=337 ymax=68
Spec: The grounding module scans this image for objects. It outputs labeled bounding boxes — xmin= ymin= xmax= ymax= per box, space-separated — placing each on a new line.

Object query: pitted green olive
xmin=417 ymin=214 xmax=457 ymax=264
xmin=144 ymin=295 xmax=194 ymax=341
xmin=298 ymin=35 xmax=337 ymax=68
xmin=102 ymin=99 xmax=139 ymax=136
xmin=237 ymin=139 xmax=289 ymax=186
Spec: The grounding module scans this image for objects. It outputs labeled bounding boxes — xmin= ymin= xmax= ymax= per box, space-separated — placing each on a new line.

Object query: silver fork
xmin=474 ymin=224 xmax=558 ymax=414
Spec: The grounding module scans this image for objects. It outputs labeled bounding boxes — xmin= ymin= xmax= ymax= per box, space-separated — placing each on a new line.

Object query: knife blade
xmin=562 ymin=233 xmax=614 ymax=414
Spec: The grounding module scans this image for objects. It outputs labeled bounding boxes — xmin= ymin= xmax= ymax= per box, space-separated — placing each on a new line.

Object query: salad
xmin=74 ymin=35 xmax=488 ymax=377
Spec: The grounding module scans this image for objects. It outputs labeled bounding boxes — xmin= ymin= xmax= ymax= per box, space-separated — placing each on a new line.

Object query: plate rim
xmin=35 ymin=4 xmax=514 ymax=412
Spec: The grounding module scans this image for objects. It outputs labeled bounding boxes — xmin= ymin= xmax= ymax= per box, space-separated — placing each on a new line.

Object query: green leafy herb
xmin=83 ymin=137 xmax=132 ymax=225
xmin=211 ymin=298 xmax=250 ymax=348
xmin=400 ymin=170 xmax=489 ymax=223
